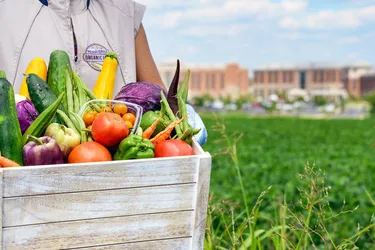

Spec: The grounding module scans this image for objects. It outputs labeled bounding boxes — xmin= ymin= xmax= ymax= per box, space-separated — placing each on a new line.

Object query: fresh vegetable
xmin=114 ymin=81 xmax=167 ymax=114
xmin=0 ymin=152 xmax=21 ymax=168
xmin=72 ymin=70 xmax=96 ymax=103
xmin=83 ymin=110 xmax=98 ymax=127
xmin=150 ymin=115 xmax=187 ymax=146
xmin=142 ymin=117 xmax=160 ymax=139
xmin=0 ymin=70 xmax=7 ymax=79
xmin=122 ymin=113 xmax=136 ymax=125
xmin=0 ymin=77 xmax=24 ymax=165
xmin=91 ymin=112 xmax=129 ymax=147
xmin=69 ymin=111 xmax=88 ymax=143
xmin=113 ymin=103 xmax=128 ymax=116
xmin=47 ymin=50 xmax=72 ymax=111
xmin=154 ymin=139 xmax=195 ymax=158
xmin=16 ymin=98 xmax=40 ymax=134
xmin=27 ymin=73 xmax=65 ymax=124
xmin=100 ymin=106 xmax=113 ymax=113
xmin=167 ymin=59 xmax=180 ymax=115
xmin=140 ymin=111 xmax=170 ymax=138
xmin=19 ymin=58 xmax=47 ymax=99
xmin=114 ymin=134 xmax=155 ymax=160
xmin=22 ymin=92 xmax=65 ymax=145
xmin=23 ymin=135 xmax=64 ymax=166
xmin=68 ymin=141 xmax=112 ymax=163
xmin=44 ymin=123 xmax=81 ymax=158
xmin=65 ymin=67 xmax=74 ymax=113
xmin=93 ymin=52 xmax=118 ymax=99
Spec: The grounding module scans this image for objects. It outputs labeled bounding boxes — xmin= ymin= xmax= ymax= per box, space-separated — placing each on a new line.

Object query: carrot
xmin=142 ymin=117 xmax=160 ymax=139
xmin=0 ymin=152 xmax=21 ymax=168
xmin=150 ymin=115 xmax=187 ymax=145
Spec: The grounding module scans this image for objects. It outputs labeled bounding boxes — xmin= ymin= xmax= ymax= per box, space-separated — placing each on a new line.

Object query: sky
xmin=137 ymin=0 xmax=375 ymax=76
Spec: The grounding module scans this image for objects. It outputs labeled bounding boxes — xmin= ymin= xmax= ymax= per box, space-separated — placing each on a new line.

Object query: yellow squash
xmin=19 ymin=58 xmax=48 ymax=99
xmin=93 ymin=52 xmax=118 ymax=99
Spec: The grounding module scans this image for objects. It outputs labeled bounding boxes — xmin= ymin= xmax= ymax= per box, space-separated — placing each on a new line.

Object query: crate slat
xmin=4 ymin=184 xmax=195 ymax=227
xmin=192 ymin=154 xmax=212 ymax=249
xmin=3 ymin=157 xmax=199 ymax=197
xmin=3 ymin=211 xmax=193 ymax=250
xmin=68 ymin=237 xmax=192 ymax=249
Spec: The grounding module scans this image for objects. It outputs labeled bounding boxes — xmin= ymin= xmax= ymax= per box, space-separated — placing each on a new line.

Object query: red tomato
xmin=68 ymin=142 xmax=112 ymax=164
xmin=91 ymin=112 xmax=129 ymax=147
xmin=154 ymin=140 xmax=195 ymax=158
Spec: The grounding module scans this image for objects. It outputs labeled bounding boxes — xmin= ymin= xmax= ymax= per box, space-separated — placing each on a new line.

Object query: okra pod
xmin=66 ymin=68 xmax=74 ymax=113
xmin=73 ymin=91 xmax=80 ymax=113
xmin=72 ymin=71 xmax=89 ymax=107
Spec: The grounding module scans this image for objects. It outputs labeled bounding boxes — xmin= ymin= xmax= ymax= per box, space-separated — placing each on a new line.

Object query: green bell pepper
xmin=114 ymin=134 xmax=155 ymax=160
xmin=140 ymin=111 xmax=171 ymax=138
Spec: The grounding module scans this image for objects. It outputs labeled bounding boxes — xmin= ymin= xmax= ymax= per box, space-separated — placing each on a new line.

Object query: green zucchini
xmin=0 ymin=70 xmax=7 ymax=80
xmin=27 ymin=73 xmax=65 ymax=124
xmin=22 ymin=92 xmax=65 ymax=144
xmin=0 ymin=78 xmax=24 ymax=165
xmin=47 ymin=50 xmax=72 ymax=111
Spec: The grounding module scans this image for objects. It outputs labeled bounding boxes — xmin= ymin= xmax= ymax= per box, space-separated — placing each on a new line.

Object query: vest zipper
xmin=70 ymin=18 xmax=78 ymax=64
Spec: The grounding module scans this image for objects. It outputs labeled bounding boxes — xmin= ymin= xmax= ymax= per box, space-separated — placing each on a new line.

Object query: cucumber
xmin=0 ymin=78 xmax=24 ymax=165
xmin=0 ymin=70 xmax=7 ymax=80
xmin=47 ymin=50 xmax=72 ymax=111
xmin=27 ymin=73 xmax=65 ymax=124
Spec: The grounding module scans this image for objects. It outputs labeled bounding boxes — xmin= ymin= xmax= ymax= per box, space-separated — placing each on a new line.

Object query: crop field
xmin=201 ymin=113 xmax=375 ymax=248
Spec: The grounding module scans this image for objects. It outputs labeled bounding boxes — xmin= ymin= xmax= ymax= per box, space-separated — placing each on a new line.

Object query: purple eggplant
xmin=15 ymin=95 xmax=39 ymax=134
xmin=23 ymin=135 xmax=64 ymax=166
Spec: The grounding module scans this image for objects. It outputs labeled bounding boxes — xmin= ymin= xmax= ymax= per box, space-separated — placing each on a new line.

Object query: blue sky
xmin=137 ymin=0 xmax=375 ymax=76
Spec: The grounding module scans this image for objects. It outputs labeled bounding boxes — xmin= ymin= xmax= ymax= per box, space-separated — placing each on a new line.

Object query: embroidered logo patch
xmin=83 ymin=43 xmax=109 ymax=71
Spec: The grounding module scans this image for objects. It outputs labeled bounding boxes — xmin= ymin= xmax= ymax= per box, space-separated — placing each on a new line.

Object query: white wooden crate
xmin=0 ymin=141 xmax=211 ymax=250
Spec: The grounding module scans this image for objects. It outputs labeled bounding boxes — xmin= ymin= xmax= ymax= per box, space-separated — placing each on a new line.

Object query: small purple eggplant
xmin=23 ymin=135 xmax=64 ymax=166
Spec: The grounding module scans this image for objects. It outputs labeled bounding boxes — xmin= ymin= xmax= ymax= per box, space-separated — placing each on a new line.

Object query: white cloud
xmin=181 ymin=24 xmax=250 ymax=37
xmin=154 ymin=0 xmax=307 ymax=29
xmin=279 ymin=5 xmax=375 ymax=29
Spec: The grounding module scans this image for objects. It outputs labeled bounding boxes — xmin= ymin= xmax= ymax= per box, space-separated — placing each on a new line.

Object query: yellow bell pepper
xmin=19 ymin=58 xmax=47 ymax=99
xmin=93 ymin=52 xmax=118 ymax=100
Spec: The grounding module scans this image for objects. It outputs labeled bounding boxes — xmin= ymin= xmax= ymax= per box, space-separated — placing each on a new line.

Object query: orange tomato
xmin=122 ymin=113 xmax=136 ymax=125
xmin=83 ymin=110 xmax=98 ymax=127
xmin=113 ymin=103 xmax=128 ymax=117
xmin=68 ymin=142 xmax=112 ymax=164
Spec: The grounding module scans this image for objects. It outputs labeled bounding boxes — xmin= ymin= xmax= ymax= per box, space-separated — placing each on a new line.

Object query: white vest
xmin=0 ymin=0 xmax=146 ymax=96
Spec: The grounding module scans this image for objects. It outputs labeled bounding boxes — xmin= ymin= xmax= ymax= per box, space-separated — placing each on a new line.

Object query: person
xmin=0 ymin=0 xmax=207 ymax=145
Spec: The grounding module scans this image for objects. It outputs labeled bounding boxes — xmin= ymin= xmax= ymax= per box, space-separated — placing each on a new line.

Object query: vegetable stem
xmin=160 ymin=91 xmax=183 ymax=137
xmin=27 ymin=135 xmax=44 ymax=145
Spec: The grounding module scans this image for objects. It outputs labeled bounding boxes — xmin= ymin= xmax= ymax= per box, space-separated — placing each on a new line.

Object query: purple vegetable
xmin=23 ymin=135 xmax=64 ymax=166
xmin=114 ymin=82 xmax=167 ymax=114
xmin=16 ymin=99 xmax=39 ymax=134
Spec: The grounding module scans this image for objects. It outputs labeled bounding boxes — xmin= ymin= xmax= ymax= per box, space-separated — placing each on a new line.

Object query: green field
xmin=201 ymin=113 xmax=375 ymax=248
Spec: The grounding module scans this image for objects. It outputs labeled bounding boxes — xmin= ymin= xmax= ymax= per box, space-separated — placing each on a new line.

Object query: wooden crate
xmin=0 ymin=141 xmax=211 ymax=250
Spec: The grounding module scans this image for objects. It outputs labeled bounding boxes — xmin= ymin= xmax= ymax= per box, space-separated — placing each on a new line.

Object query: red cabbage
xmin=16 ymin=99 xmax=39 ymax=134
xmin=114 ymin=82 xmax=167 ymax=114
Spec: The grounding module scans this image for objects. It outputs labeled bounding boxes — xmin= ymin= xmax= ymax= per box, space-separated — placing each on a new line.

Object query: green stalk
xmin=296 ymin=186 xmax=315 ymax=250
xmin=160 ymin=91 xmax=183 ymax=137
xmin=177 ymin=69 xmax=190 ymax=103
xmin=65 ymin=67 xmax=74 ymax=113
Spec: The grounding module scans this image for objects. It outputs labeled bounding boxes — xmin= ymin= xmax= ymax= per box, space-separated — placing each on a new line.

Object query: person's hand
xmin=186 ymin=104 xmax=208 ymax=146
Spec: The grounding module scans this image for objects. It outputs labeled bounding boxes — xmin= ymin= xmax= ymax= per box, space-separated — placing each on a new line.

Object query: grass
xmin=201 ymin=112 xmax=375 ymax=249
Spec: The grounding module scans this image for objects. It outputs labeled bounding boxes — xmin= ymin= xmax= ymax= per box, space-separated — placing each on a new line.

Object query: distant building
xmin=358 ymin=73 xmax=375 ymax=97
xmin=343 ymin=68 xmax=375 ymax=97
xmin=158 ymin=62 xmax=249 ymax=101
xmin=253 ymin=63 xmax=373 ymax=100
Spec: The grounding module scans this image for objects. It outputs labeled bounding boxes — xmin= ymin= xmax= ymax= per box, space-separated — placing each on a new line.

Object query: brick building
xmin=343 ymin=69 xmax=375 ymax=97
xmin=158 ymin=62 xmax=249 ymax=101
xmin=253 ymin=63 xmax=373 ymax=100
